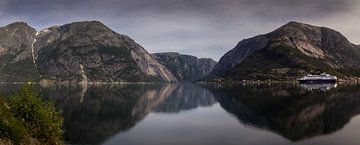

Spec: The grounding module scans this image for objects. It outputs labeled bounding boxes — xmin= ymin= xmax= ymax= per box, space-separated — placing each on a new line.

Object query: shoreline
xmin=0 ymin=81 xmax=175 ymax=86
xmin=0 ymin=79 xmax=359 ymax=86
xmin=196 ymin=79 xmax=360 ymax=85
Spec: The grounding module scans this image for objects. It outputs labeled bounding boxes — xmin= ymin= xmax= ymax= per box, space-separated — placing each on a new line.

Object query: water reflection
xmin=1 ymin=83 xmax=360 ymax=145
xmin=299 ymin=83 xmax=337 ymax=91
xmin=37 ymin=83 xmax=214 ymax=145
xmin=155 ymin=84 xmax=216 ymax=113
xmin=46 ymin=84 xmax=175 ymax=145
xmin=206 ymin=84 xmax=360 ymax=141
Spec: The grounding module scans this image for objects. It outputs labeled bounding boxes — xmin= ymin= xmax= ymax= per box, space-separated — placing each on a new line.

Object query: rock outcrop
xmin=0 ymin=22 xmax=41 ymax=81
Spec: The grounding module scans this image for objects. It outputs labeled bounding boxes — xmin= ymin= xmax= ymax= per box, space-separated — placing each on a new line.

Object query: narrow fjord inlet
xmin=1 ymin=0 xmax=360 ymax=145
xmin=2 ymin=83 xmax=360 ymax=145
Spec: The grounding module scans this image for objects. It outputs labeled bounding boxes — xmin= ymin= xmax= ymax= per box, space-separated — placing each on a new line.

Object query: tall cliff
xmin=0 ymin=22 xmax=41 ymax=81
xmin=153 ymin=52 xmax=217 ymax=81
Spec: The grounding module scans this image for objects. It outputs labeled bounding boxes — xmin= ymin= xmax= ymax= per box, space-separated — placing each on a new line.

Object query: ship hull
xmin=298 ymin=79 xmax=336 ymax=84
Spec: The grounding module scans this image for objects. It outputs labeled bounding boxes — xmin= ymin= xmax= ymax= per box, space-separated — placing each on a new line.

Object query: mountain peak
xmin=62 ymin=20 xmax=107 ymax=28
xmin=283 ymin=21 xmax=308 ymax=26
xmin=7 ymin=21 xmax=27 ymax=25
xmin=65 ymin=20 xmax=105 ymax=26
xmin=272 ymin=21 xmax=321 ymax=35
xmin=281 ymin=21 xmax=319 ymax=28
xmin=58 ymin=20 xmax=112 ymax=33
xmin=5 ymin=21 xmax=33 ymax=29
xmin=153 ymin=52 xmax=180 ymax=56
xmin=0 ymin=21 xmax=39 ymax=81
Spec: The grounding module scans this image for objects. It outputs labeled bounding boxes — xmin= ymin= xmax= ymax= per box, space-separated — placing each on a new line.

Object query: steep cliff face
xmin=153 ymin=52 xmax=217 ymax=81
xmin=35 ymin=21 xmax=177 ymax=82
xmin=0 ymin=22 xmax=40 ymax=81
xmin=0 ymin=21 xmax=177 ymax=82
xmin=208 ymin=22 xmax=360 ymax=81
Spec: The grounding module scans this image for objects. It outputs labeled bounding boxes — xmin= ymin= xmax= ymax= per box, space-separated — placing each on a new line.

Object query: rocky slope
xmin=0 ymin=22 xmax=41 ymax=81
xmin=0 ymin=21 xmax=177 ymax=82
xmin=207 ymin=21 xmax=360 ymax=81
xmin=153 ymin=52 xmax=217 ymax=81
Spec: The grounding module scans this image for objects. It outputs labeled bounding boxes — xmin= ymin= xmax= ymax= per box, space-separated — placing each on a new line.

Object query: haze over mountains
xmin=0 ymin=21 xmax=359 ymax=82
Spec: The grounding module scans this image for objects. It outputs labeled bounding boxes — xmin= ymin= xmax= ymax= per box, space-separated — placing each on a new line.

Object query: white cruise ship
xmin=298 ymin=73 xmax=337 ymax=84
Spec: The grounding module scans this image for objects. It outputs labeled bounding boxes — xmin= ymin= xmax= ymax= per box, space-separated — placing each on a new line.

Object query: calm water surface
xmin=1 ymin=83 xmax=360 ymax=145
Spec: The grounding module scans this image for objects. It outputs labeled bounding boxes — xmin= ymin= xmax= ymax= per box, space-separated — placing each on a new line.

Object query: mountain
xmin=207 ymin=21 xmax=360 ymax=82
xmin=0 ymin=21 xmax=177 ymax=82
xmin=153 ymin=52 xmax=217 ymax=81
xmin=0 ymin=22 xmax=41 ymax=81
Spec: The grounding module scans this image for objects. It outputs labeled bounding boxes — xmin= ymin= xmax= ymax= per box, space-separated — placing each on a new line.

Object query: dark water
xmin=1 ymin=83 xmax=360 ymax=145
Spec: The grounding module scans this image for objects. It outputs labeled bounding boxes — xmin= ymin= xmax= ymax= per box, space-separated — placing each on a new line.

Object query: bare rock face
xmin=208 ymin=21 xmax=360 ymax=81
xmin=153 ymin=52 xmax=217 ymax=81
xmin=0 ymin=21 xmax=177 ymax=82
xmin=35 ymin=21 xmax=177 ymax=82
xmin=0 ymin=22 xmax=40 ymax=81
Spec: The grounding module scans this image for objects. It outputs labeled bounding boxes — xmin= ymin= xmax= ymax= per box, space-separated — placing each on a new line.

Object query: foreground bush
xmin=0 ymin=85 xmax=63 ymax=145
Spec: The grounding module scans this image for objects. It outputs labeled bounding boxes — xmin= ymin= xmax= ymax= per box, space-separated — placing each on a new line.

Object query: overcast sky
xmin=0 ymin=0 xmax=359 ymax=60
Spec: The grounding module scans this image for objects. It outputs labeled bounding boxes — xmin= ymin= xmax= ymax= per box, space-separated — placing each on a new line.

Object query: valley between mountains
xmin=0 ymin=21 xmax=359 ymax=83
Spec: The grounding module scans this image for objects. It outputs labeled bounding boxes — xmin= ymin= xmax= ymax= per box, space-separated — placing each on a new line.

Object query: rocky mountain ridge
xmin=0 ymin=22 xmax=40 ymax=81
xmin=0 ymin=21 xmax=177 ymax=82
xmin=152 ymin=52 xmax=217 ymax=81
xmin=207 ymin=21 xmax=360 ymax=81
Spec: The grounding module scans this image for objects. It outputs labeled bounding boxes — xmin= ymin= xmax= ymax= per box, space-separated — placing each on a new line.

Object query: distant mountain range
xmin=1 ymin=21 xmax=359 ymax=82
xmin=205 ymin=21 xmax=360 ymax=82
xmin=152 ymin=52 xmax=216 ymax=81
xmin=0 ymin=21 xmax=214 ymax=82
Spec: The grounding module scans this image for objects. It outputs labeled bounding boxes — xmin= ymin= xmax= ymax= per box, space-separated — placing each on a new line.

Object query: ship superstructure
xmin=298 ymin=73 xmax=337 ymax=84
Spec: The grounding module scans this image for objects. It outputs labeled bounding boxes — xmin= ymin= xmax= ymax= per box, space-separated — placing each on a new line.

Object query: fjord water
xmin=1 ymin=83 xmax=360 ymax=145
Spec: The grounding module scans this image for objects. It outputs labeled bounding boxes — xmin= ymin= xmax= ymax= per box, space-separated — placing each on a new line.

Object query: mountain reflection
xmin=2 ymin=83 xmax=358 ymax=144
xmin=155 ymin=83 xmax=216 ymax=113
xmin=33 ymin=83 xmax=215 ymax=145
xmin=40 ymin=84 xmax=172 ymax=145
xmin=206 ymin=84 xmax=360 ymax=141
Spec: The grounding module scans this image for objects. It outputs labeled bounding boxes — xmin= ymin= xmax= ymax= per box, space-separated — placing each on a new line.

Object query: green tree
xmin=0 ymin=85 xmax=63 ymax=145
